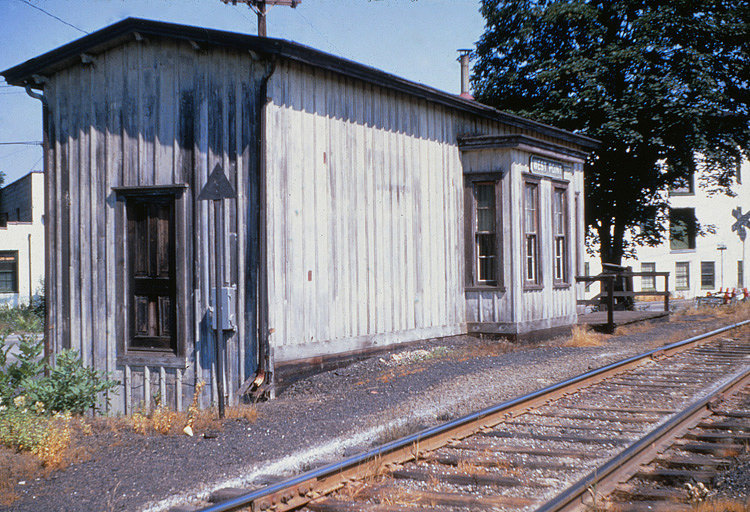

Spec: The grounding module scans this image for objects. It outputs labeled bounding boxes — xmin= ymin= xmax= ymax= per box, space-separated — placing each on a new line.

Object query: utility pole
xmin=219 ymin=0 xmax=301 ymax=37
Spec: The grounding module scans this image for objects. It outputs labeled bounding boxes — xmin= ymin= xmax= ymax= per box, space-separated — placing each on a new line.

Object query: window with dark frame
xmin=126 ymin=195 xmax=177 ymax=354
xmin=465 ymin=176 xmax=501 ymax=288
xmin=641 ymin=262 xmax=656 ymax=290
xmin=552 ymin=187 xmax=568 ymax=284
xmin=675 ymin=262 xmax=690 ymax=290
xmin=0 ymin=251 xmax=19 ymax=293
xmin=701 ymin=261 xmax=715 ymax=290
xmin=474 ymin=182 xmax=498 ymax=286
xmin=669 ymin=170 xmax=695 ymax=195
xmin=524 ymin=181 xmax=540 ymax=285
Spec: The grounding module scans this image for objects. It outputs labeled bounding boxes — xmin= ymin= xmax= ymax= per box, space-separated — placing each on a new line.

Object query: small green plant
xmin=24 ymin=350 xmax=118 ymax=415
xmin=0 ymin=335 xmax=118 ymax=414
xmin=0 ymin=335 xmax=45 ymax=407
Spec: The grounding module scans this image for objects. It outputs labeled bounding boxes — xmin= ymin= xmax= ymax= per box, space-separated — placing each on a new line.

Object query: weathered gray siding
xmin=45 ymin=39 xmax=266 ymax=413
xmin=265 ymin=61 xmax=474 ymax=363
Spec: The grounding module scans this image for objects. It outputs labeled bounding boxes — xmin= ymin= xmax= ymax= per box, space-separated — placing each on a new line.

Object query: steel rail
xmin=196 ymin=319 xmax=750 ymax=512
xmin=535 ymin=363 xmax=750 ymax=512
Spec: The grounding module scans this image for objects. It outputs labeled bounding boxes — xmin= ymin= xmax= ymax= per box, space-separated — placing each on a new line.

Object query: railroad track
xmin=193 ymin=321 xmax=750 ymax=512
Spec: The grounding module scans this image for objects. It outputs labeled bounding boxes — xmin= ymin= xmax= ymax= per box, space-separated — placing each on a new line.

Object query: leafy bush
xmin=0 ymin=335 xmax=117 ymax=414
xmin=24 ymin=350 xmax=118 ymax=415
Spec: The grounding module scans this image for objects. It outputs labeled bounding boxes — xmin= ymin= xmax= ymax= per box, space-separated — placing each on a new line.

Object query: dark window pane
xmin=0 ymin=252 xmax=18 ymax=293
xmin=701 ymin=261 xmax=715 ymax=289
xmin=670 ymin=208 xmax=696 ymax=250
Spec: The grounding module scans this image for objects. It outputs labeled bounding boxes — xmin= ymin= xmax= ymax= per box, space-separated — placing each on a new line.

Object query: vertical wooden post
xmin=257 ymin=1 xmax=267 ymax=37
xmin=664 ymin=273 xmax=670 ymax=312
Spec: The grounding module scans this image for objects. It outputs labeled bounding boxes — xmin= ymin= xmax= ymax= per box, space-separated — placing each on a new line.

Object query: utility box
xmin=211 ymin=286 xmax=237 ymax=331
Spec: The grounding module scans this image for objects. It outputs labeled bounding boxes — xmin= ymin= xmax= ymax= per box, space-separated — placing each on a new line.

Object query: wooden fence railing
xmin=576 ymin=272 xmax=670 ymax=332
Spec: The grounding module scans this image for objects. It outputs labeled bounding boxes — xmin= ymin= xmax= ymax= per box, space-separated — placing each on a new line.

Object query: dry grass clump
xmin=122 ymin=403 xmax=255 ymax=436
xmin=116 ymin=382 xmax=257 ymax=436
xmin=613 ymin=322 xmax=652 ymax=336
xmin=672 ymin=299 xmax=750 ymax=323
xmin=563 ymin=325 xmax=608 ymax=347
xmin=461 ymin=338 xmax=516 ymax=359
xmin=0 ymin=449 xmax=39 ymax=506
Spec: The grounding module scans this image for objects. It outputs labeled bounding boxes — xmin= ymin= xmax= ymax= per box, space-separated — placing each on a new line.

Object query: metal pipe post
xmin=214 ymin=199 xmax=226 ymax=419
xmin=606 ymin=276 xmax=615 ymax=332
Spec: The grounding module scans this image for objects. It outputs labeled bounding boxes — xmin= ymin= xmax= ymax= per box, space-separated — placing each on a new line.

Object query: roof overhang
xmin=458 ymin=134 xmax=592 ymax=163
xmin=2 ymin=18 xmax=600 ymax=151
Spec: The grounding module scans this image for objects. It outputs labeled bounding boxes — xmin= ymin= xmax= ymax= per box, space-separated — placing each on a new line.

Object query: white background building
xmin=0 ymin=170 xmax=44 ymax=306
xmin=586 ymin=160 xmax=749 ymax=300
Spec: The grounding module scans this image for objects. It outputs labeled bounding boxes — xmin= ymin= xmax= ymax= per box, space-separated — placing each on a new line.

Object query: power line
xmin=16 ymin=0 xmax=88 ymax=35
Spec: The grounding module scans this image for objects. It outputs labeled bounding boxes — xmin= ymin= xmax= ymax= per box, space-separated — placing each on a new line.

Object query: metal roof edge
xmin=1 ymin=17 xmax=599 ymax=150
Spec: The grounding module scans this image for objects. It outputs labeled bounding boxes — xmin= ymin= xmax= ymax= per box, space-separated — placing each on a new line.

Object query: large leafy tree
xmin=472 ymin=0 xmax=750 ymax=265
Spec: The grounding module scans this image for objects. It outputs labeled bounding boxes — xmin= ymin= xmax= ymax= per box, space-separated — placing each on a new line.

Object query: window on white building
xmin=670 ymin=208 xmax=697 ymax=250
xmin=675 ymin=262 xmax=689 ymax=290
xmin=701 ymin=261 xmax=715 ymax=290
xmin=641 ymin=262 xmax=656 ymax=290
xmin=0 ymin=251 xmax=19 ymax=293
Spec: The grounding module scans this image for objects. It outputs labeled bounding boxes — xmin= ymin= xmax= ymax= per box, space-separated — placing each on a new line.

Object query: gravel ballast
xmin=2 ymin=312 xmax=748 ymax=512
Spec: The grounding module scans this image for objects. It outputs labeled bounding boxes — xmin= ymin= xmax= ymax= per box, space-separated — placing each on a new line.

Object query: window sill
xmin=465 ymin=286 xmax=505 ymax=293
xmin=553 ymin=283 xmax=571 ymax=289
xmin=524 ymin=283 xmax=544 ymax=291
xmin=117 ymin=352 xmax=187 ymax=368
xmin=676 ymin=287 xmax=690 ymax=291
xmin=670 ymin=249 xmax=696 ymax=254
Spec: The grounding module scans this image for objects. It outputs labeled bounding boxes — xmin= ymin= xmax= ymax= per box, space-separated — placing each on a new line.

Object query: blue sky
xmin=0 ymin=0 xmax=485 ymax=184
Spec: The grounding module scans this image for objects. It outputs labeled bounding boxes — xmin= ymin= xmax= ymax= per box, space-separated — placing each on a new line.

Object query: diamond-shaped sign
xmin=198 ymin=164 xmax=236 ymax=201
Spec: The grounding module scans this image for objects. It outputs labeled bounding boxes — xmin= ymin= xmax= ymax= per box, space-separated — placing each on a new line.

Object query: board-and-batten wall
xmin=44 ymin=39 xmax=266 ymax=413
xmin=263 ymin=60 xmax=581 ymax=362
xmin=265 ymin=61 xmax=468 ymax=363
xmin=461 ymin=148 xmax=584 ymax=334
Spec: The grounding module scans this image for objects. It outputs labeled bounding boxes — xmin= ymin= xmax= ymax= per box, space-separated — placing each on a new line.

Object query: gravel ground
xmin=1 ymin=312 xmax=747 ymax=512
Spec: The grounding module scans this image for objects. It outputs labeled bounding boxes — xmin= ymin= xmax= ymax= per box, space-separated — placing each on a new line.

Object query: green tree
xmin=472 ymin=0 xmax=750 ymax=264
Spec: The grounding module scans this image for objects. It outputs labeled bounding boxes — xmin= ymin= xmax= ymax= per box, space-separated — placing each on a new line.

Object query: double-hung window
xmin=0 ymin=251 xmax=18 ymax=293
xmin=524 ymin=181 xmax=540 ymax=286
xmin=641 ymin=262 xmax=656 ymax=291
xmin=552 ymin=187 xmax=568 ymax=284
xmin=465 ymin=176 xmax=501 ymax=288
xmin=675 ymin=262 xmax=690 ymax=290
xmin=701 ymin=261 xmax=715 ymax=290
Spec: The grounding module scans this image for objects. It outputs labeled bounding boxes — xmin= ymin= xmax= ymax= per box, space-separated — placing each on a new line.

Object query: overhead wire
xmin=15 ymin=0 xmax=89 ymax=34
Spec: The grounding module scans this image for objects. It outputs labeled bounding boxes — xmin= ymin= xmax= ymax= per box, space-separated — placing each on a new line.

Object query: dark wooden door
xmin=127 ymin=196 xmax=176 ymax=352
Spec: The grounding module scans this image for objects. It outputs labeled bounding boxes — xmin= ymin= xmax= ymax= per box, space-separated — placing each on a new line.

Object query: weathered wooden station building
xmin=2 ymin=18 xmax=597 ymax=413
